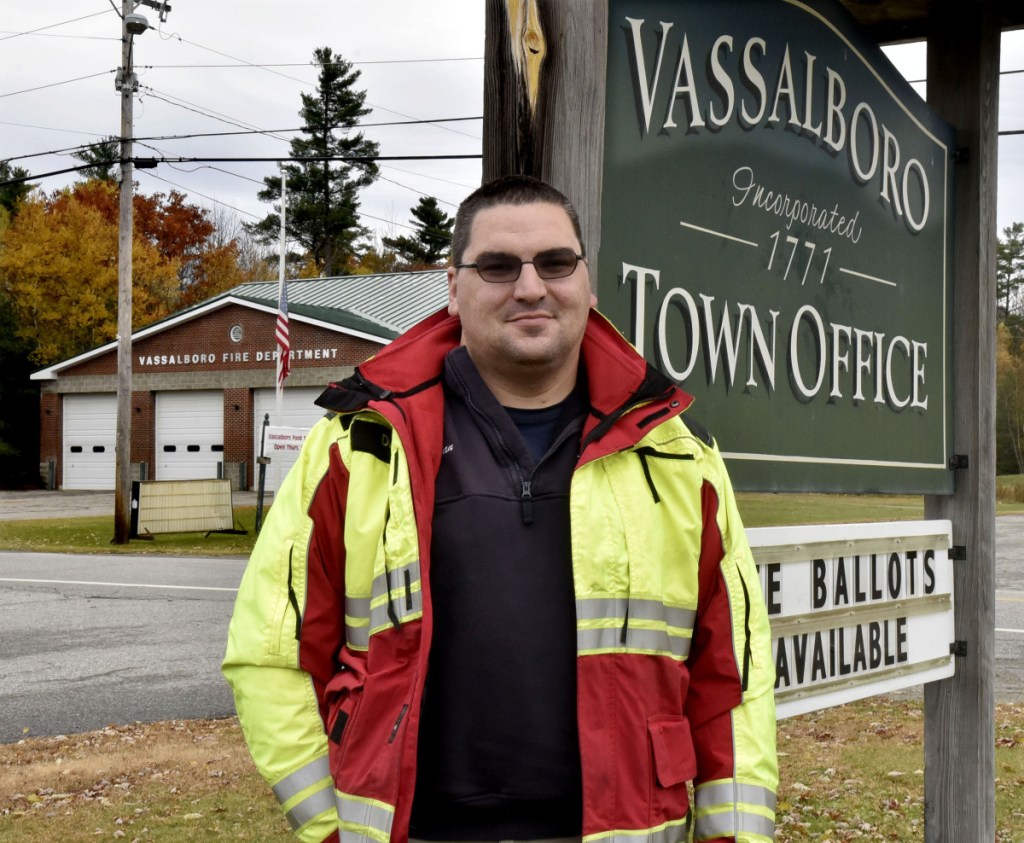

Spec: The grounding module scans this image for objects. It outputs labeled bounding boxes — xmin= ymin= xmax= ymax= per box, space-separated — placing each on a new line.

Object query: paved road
xmin=0 ymin=552 xmax=245 ymax=743
xmin=1 ymin=491 xmax=1022 ymax=742
xmin=994 ymin=515 xmax=1024 ymax=703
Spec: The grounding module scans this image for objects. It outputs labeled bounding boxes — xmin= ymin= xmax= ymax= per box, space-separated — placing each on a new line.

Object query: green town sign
xmin=599 ymin=0 xmax=955 ymax=493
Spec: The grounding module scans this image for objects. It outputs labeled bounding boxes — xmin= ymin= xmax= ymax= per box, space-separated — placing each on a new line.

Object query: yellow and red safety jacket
xmin=223 ymin=308 xmax=777 ymax=843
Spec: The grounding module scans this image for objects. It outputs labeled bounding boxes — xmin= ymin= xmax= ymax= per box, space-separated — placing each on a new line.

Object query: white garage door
xmin=155 ymin=391 xmax=224 ymax=481
xmin=253 ymin=387 xmax=328 ymax=492
xmin=63 ymin=393 xmax=117 ymax=490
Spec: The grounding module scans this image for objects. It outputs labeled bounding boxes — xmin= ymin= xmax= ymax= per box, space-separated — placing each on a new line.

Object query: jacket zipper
xmin=738 ymin=568 xmax=753 ymax=692
xmin=388 ymin=704 xmax=410 ymax=744
xmin=451 ymin=365 xmax=556 ymax=525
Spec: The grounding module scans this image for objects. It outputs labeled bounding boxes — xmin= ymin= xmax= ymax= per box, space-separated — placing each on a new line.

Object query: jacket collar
xmin=316 ymin=307 xmax=693 ymax=448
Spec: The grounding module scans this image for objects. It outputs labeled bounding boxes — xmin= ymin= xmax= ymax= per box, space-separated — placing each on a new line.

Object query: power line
xmin=140 ymin=57 xmax=483 ymax=69
xmin=0 ymin=155 xmax=483 ymax=187
xmin=151 ymin=155 xmax=481 ymax=165
xmin=3 ymin=116 xmax=483 ymax=164
xmin=157 ymin=32 xmax=313 ymax=87
xmin=0 ymin=30 xmax=118 ymax=41
xmin=164 ymin=158 xmax=465 ymax=212
xmin=0 ymin=119 xmax=109 ymax=138
xmin=167 ymin=162 xmax=266 ymax=186
xmin=377 ymin=175 xmax=459 ymax=208
xmin=143 ymin=32 xmax=480 ymax=141
xmin=139 ymin=167 xmax=436 ymax=238
xmin=905 ymin=67 xmax=1024 ymax=85
xmin=132 ymin=115 xmax=481 ymax=143
xmin=0 ymin=10 xmax=113 ymax=41
xmin=140 ymin=86 xmax=294 ymax=142
xmin=139 ymin=169 xmax=260 ymax=219
xmin=378 ymin=163 xmax=477 ymax=191
xmin=0 ymin=70 xmax=115 ymax=99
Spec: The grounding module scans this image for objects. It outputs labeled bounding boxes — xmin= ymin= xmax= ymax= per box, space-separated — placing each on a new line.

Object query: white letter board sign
xmin=747 ymin=519 xmax=954 ymax=719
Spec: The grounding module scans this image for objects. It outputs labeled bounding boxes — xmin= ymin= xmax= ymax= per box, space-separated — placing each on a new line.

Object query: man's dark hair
xmin=450 ymin=175 xmax=585 ymax=265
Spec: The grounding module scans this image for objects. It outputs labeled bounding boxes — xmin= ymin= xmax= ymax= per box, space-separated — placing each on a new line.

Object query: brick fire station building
xmin=31 ymin=271 xmax=447 ymax=491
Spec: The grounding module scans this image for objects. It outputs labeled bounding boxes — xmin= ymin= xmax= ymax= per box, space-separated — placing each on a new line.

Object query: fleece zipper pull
xmin=520 ymin=479 xmax=534 ymax=524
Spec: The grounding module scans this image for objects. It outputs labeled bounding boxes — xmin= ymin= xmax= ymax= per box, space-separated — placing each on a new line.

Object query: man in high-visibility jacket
xmin=224 ymin=175 xmax=777 ymax=843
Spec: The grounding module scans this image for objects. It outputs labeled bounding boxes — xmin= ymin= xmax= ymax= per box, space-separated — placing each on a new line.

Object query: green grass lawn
xmin=0 ymin=506 xmax=260 ymax=555
xmin=3 ymin=487 xmax=1023 ymax=554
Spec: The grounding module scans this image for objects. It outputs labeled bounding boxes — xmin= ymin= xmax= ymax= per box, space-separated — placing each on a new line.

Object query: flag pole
xmin=275 ymin=164 xmax=289 ymax=425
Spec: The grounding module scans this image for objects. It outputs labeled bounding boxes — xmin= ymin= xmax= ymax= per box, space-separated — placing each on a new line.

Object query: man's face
xmin=448 ymin=201 xmax=596 ymax=390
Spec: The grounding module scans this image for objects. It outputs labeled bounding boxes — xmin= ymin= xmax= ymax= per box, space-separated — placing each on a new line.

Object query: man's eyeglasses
xmin=455 ymin=247 xmax=585 ymax=284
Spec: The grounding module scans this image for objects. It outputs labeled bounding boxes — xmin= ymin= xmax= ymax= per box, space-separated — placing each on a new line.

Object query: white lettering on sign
xmin=624 ymin=263 xmax=930 ymax=411
xmin=266 ymin=429 xmax=308 ymax=453
xmin=136 ymin=353 xmax=218 ymax=366
xmin=623 ymin=18 xmax=932 ymax=230
xmin=138 ymin=346 xmax=339 ymax=368
xmin=748 ymin=520 xmax=955 ymax=719
xmin=731 ymin=166 xmax=863 ymax=243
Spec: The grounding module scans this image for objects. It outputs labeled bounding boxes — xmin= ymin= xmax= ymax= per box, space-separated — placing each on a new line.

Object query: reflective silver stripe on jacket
xmin=337 ymin=791 xmax=395 ymax=843
xmin=576 ymin=597 xmax=695 ymax=660
xmin=695 ymin=781 xmax=777 ymax=813
xmin=694 ymin=780 xmax=776 ymax=841
xmin=344 ymin=559 xmax=423 ymax=650
xmin=369 ymin=559 xmax=423 ymax=633
xmin=583 ymin=814 xmax=690 ymax=843
xmin=285 ymin=786 xmax=336 ymax=831
xmin=345 ymin=596 xmax=372 ymax=650
xmin=271 ymin=756 xmax=335 ymax=831
xmin=693 ymin=809 xmax=775 ymax=841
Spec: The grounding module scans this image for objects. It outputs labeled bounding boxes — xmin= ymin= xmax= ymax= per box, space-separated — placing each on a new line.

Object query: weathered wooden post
xmin=483 ymin=0 xmax=608 ymax=280
xmin=923 ymin=2 xmax=1000 ymax=840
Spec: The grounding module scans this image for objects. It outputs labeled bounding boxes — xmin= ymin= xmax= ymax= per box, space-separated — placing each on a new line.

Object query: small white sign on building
xmin=260 ymin=426 xmax=311 ymax=493
xmin=747 ymin=520 xmax=955 ymax=719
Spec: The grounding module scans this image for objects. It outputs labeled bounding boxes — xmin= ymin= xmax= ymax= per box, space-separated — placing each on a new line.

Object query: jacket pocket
xmin=269 ymin=540 xmax=295 ymax=657
xmin=648 ymin=714 xmax=697 ymax=788
xmin=327 ymin=686 xmax=364 ymax=780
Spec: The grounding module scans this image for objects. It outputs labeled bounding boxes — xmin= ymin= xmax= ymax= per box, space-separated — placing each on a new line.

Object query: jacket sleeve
xmin=223 ymin=417 xmax=349 ymax=843
xmin=684 ymin=443 xmax=777 ymax=843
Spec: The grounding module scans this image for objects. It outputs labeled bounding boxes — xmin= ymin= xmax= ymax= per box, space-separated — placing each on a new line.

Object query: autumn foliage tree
xmin=0 ymin=181 xmax=245 ymax=366
xmin=69 ymin=180 xmax=245 ymax=305
xmin=0 ymin=189 xmax=177 ymax=365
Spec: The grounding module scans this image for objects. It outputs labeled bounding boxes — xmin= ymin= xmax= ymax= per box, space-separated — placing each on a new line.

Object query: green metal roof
xmin=230 ymin=270 xmax=449 ymax=340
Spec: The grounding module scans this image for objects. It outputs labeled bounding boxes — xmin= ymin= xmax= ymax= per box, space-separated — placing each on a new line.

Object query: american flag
xmin=276 ymin=277 xmax=290 ymax=386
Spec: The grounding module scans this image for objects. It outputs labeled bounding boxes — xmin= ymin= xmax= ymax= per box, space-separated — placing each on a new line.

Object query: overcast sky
xmin=4 ymin=3 xmax=1024 ymax=250
xmin=2 ymin=2 xmax=486 ymax=245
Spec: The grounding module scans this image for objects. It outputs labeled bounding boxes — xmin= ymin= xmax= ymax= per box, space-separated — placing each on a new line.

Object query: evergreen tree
xmin=250 ymin=47 xmax=379 ymax=277
xmin=382 ymin=196 xmax=454 ymax=268
xmin=72 ymin=136 xmax=120 ymax=182
xmin=0 ymin=295 xmax=39 ymax=488
xmin=0 ymin=163 xmax=38 ymax=487
xmin=0 ymin=161 xmax=33 ymax=216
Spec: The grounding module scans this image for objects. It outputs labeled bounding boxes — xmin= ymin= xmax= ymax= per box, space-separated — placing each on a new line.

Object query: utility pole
xmin=113 ymin=1 xmax=169 ymax=543
xmin=113 ymin=0 xmax=137 ymax=544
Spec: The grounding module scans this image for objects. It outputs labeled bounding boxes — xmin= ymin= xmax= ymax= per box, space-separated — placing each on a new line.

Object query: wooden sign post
xmin=923 ymin=4 xmax=999 ymax=840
